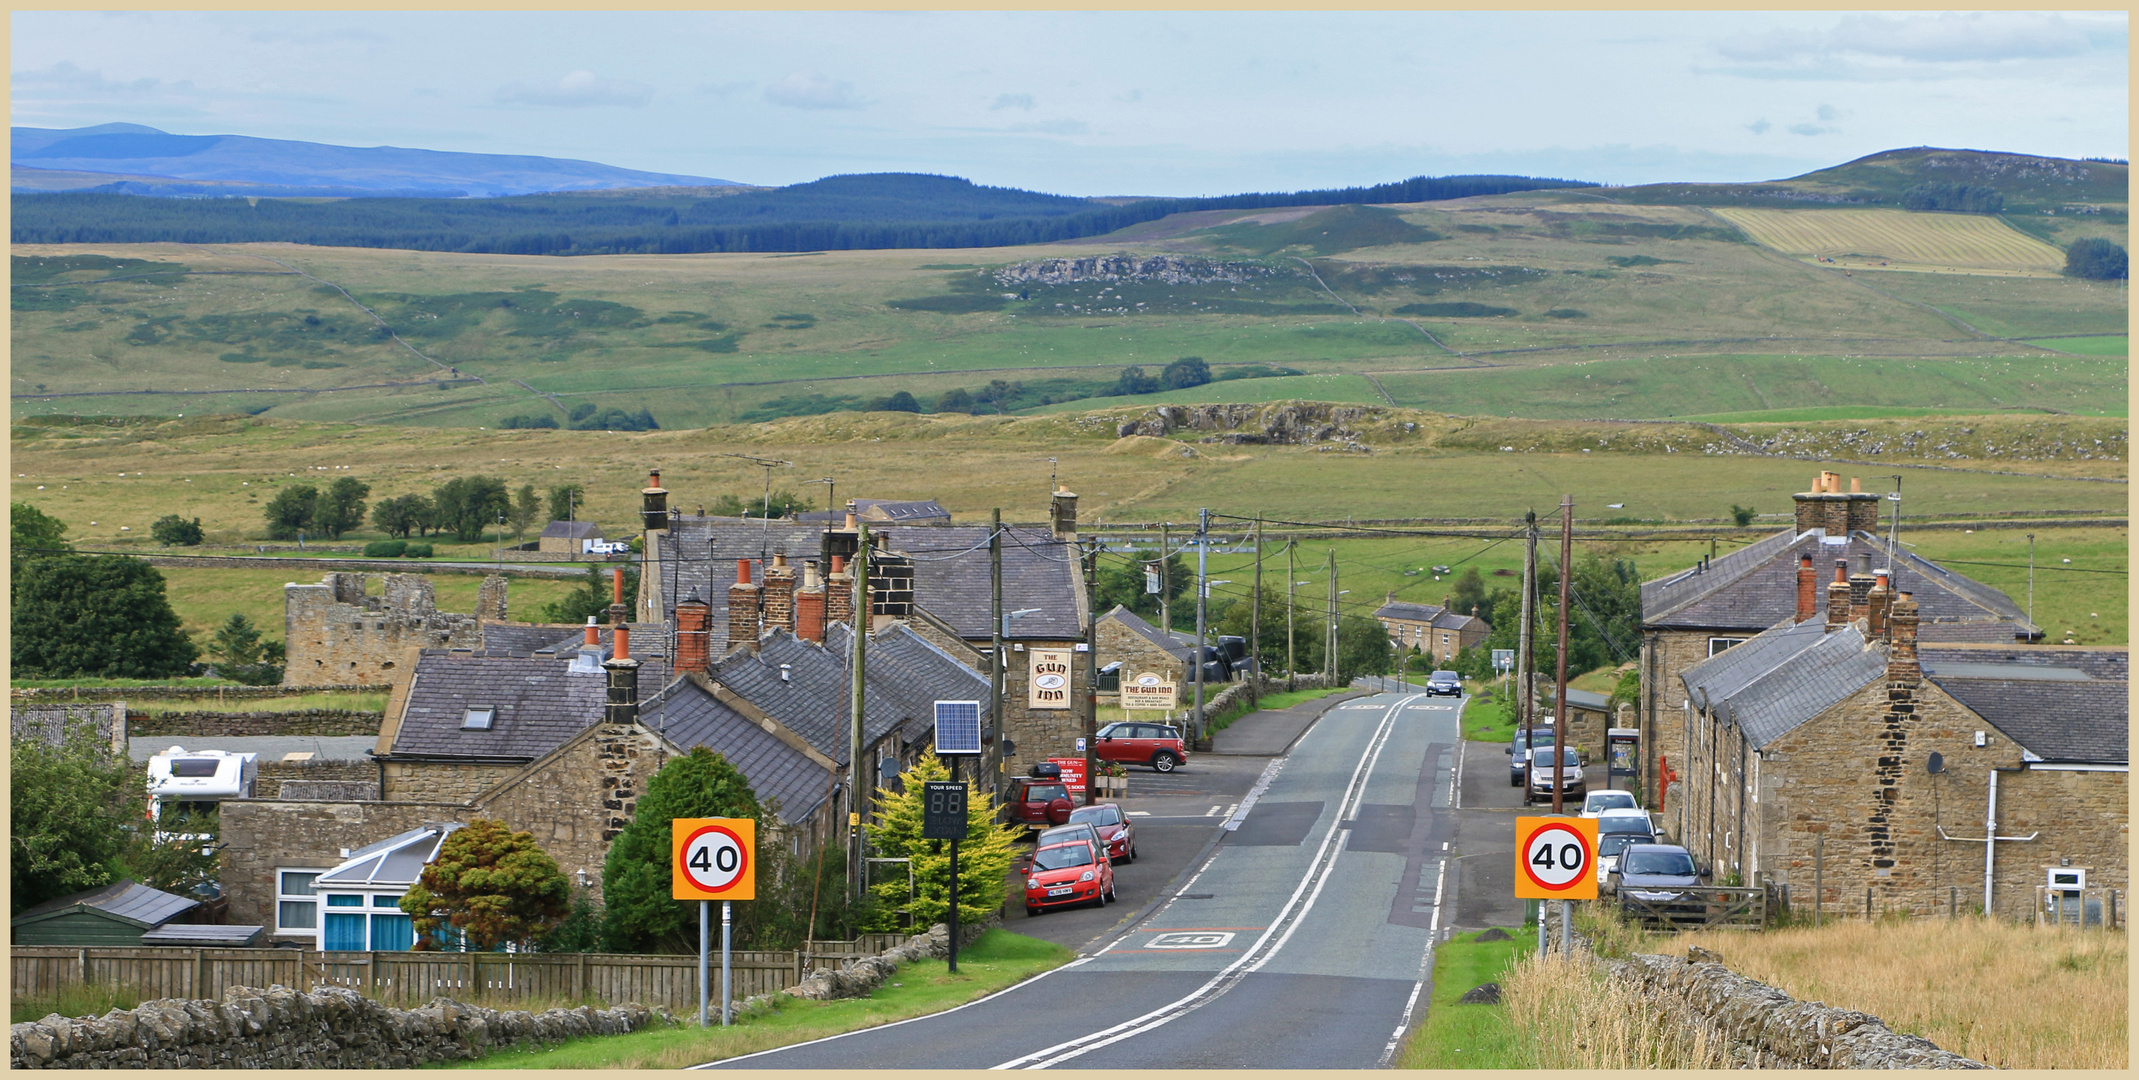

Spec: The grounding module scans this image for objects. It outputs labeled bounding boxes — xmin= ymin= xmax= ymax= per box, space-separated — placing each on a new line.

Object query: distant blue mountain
xmin=11 ymin=123 xmax=734 ymax=197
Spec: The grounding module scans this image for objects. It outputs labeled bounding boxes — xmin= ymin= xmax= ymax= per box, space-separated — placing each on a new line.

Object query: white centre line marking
xmin=995 ymin=693 xmax=1424 ymax=1070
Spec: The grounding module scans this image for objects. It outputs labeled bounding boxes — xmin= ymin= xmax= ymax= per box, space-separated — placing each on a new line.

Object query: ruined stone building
xmin=1666 ymin=540 xmax=2125 ymax=921
xmin=282 ymin=572 xmax=508 ymax=687
xmin=1637 ymin=471 xmax=2038 ymax=800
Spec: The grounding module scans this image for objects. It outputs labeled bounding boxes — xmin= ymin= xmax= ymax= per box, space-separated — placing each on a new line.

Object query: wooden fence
xmin=13 ymin=935 xmax=912 ymax=1015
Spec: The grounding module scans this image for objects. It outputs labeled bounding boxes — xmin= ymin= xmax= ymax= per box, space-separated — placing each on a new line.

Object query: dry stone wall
xmin=9 ymin=983 xmax=669 ymax=1070
xmin=1607 ymin=953 xmax=1988 ymax=1069
xmin=132 ymin=710 xmax=383 ymax=738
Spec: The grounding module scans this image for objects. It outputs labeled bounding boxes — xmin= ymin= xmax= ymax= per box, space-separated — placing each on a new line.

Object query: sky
xmin=10 ymin=10 xmax=2129 ymax=195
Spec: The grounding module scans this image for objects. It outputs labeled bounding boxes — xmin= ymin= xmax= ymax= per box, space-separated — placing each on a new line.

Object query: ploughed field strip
xmin=1713 ymin=207 xmax=2068 ymax=277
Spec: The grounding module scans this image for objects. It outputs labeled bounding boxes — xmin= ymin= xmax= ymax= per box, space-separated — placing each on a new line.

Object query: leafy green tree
xmin=1106 ymin=365 xmax=1160 ymax=396
xmin=707 ymin=490 xmax=807 ymax=519
xmin=1161 ymin=356 xmax=1212 ymax=389
xmin=1093 ymin=547 xmax=1191 ymax=627
xmin=546 ymin=484 xmax=585 ymax=523
xmin=261 ymin=484 xmax=319 ymax=540
xmin=132 ymin=805 xmax=222 ymax=901
xmin=974 ymin=379 xmax=1022 ymax=414
xmin=539 ymin=563 xmax=642 ymax=624
xmin=12 ymin=501 xmax=72 ymax=569
xmin=862 ymin=753 xmax=1018 ymax=932
xmin=935 ymin=387 xmax=975 ymax=414
xmin=569 ymin=403 xmax=598 ymax=423
xmin=149 ymin=515 xmax=205 ymax=546
xmin=1333 ymin=612 xmax=1395 ymax=680
xmin=400 ymin=820 xmax=571 ymax=952
xmin=511 ymin=484 xmax=541 ymax=541
xmin=207 ymin=612 xmax=281 ymax=684
xmin=431 ymin=475 xmax=511 ymax=542
xmin=2065 ymin=238 xmax=2129 ymax=281
xmin=313 ymin=477 xmax=370 ymax=540
xmin=601 ymin=748 xmax=764 ymax=954
xmin=539 ymin=887 xmax=607 ymax=953
xmin=11 ymin=723 xmax=140 ymax=914
xmin=370 ymin=493 xmax=431 ymax=539
xmin=875 ymin=390 xmax=922 ymax=413
xmin=12 ymin=556 xmax=198 ymax=678
xmin=1730 ymin=504 xmax=1757 ymax=527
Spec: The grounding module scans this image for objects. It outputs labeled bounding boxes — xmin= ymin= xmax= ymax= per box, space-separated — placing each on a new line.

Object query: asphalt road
xmin=706 ymin=688 xmax=1468 ymax=1070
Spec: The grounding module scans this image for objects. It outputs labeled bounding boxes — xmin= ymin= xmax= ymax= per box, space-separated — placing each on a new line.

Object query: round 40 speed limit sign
xmin=1514 ymin=816 xmax=1599 ymax=899
xmin=672 ymin=818 xmax=756 ymax=900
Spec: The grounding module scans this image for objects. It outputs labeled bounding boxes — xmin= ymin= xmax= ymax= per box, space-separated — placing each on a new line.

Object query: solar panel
xmin=934 ymin=700 xmax=982 ymax=755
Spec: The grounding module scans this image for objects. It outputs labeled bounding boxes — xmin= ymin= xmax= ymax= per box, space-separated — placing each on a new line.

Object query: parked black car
xmin=1507 ymin=726 xmax=1555 ymax=786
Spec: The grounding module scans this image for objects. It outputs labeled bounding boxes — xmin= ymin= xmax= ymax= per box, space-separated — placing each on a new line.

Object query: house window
xmin=277 ymin=870 xmax=326 ymax=933
xmin=461 ymin=707 xmax=495 ymax=730
xmin=1708 ymin=637 xmax=1748 ymax=656
xmin=321 ymin=892 xmax=415 ymax=951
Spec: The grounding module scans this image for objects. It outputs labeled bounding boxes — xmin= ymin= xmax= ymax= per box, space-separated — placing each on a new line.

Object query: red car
xmin=1023 ymin=837 xmax=1115 ymax=916
xmin=1002 ymin=777 xmax=1074 ymax=831
xmin=1095 ymin=720 xmax=1189 ymax=773
xmin=1068 ymin=802 xmax=1136 ymax=863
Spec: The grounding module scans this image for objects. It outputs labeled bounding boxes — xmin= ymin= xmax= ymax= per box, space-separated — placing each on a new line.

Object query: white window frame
xmin=318 ymin=889 xmax=412 ymax=951
xmin=461 ymin=707 xmax=496 ymax=730
xmin=1708 ymin=637 xmax=1748 ymax=656
xmin=276 ymin=868 xmax=331 ymax=941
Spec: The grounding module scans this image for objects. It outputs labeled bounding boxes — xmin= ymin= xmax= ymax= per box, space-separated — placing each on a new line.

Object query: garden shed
xmin=11 ymin=880 xmax=231 ymax=948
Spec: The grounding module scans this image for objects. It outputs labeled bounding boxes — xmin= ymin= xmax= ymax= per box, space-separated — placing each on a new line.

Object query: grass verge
xmin=1203 ymin=683 xmax=1350 ymax=737
xmin=1499 ymin=950 xmax=1725 ymax=1068
xmin=12 ymin=985 xmax=142 ymax=1025
xmin=134 ymin=691 xmax=390 ymax=713
xmin=434 ymin=928 xmax=1072 ymax=1069
xmin=1396 ymin=927 xmax=1533 ymax=1068
xmin=1460 ymin=692 xmax=1517 ymax=743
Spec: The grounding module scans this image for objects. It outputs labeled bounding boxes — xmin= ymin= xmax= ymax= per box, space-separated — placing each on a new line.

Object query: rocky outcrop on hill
xmin=994 ymin=254 xmax=1296 ymax=287
xmin=1116 ymin=403 xmax=1387 ymax=452
xmin=9 ymin=984 xmax=668 ymax=1070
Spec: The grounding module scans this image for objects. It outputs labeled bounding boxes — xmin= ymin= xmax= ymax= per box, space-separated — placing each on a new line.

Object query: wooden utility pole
xmin=1249 ymin=516 xmax=1263 ymax=708
xmin=1279 ymin=540 xmax=1295 ymax=688
xmin=988 ymin=509 xmax=1004 ymax=798
xmin=1325 ymin=550 xmax=1338 ymax=683
xmin=1192 ymin=509 xmax=1210 ymax=742
xmin=848 ymin=523 xmax=869 ymax=899
xmin=1158 ymin=521 xmax=1171 ymax=634
xmin=1082 ymin=538 xmax=1099 ymax=803
xmin=1553 ymin=495 xmax=1572 ymax=815
xmin=1517 ymin=511 xmax=1537 ymax=735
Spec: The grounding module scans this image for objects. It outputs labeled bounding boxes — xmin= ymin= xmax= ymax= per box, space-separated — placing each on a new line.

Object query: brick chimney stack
xmin=1793 ymin=471 xmax=1883 ymax=536
xmin=728 ymin=559 xmax=762 ymax=652
xmin=795 ymin=560 xmax=827 ymax=643
xmin=603 ymin=625 xmax=640 ymax=725
xmin=1887 ymin=592 xmax=1921 ymax=684
xmin=675 ymin=593 xmax=711 ymax=674
xmin=762 ymin=553 xmax=797 ymax=632
xmin=1867 ymin=570 xmax=1891 ymax=638
xmin=606 ymin=567 xmax=628 ymax=626
xmin=826 ymin=555 xmax=854 ymax=625
xmin=1051 ymin=487 xmax=1079 ymax=540
xmin=1848 ymin=551 xmax=1875 ymax=619
xmin=1795 ymin=554 xmax=1818 ymax=623
xmin=1826 ymin=559 xmax=1851 ymax=630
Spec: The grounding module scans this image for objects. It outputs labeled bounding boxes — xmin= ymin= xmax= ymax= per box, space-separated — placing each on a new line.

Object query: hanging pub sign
xmin=1028 ymin=649 xmax=1073 ymax=710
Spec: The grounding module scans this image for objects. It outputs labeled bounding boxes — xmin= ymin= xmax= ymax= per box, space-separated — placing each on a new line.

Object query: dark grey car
xmin=1507 ymin=726 xmax=1555 ymax=786
xmin=1614 ymin=843 xmax=1703 ymax=921
xmin=1426 ymin=669 xmax=1463 ymax=696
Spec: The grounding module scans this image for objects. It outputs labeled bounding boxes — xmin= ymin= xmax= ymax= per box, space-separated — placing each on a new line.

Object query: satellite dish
xmin=1927 ymin=751 xmax=1944 ymax=775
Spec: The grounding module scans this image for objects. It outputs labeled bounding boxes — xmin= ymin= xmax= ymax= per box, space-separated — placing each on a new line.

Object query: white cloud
xmin=763 ymin=71 xmax=864 ymax=110
xmin=1718 ymin=13 xmax=2097 ymax=65
xmin=12 ymin=61 xmax=168 ymax=96
xmin=495 ymin=70 xmax=652 ymax=108
xmin=990 ymin=93 xmax=1035 ymax=111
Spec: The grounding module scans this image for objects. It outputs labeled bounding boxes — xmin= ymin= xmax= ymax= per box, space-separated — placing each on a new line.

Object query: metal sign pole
xmin=948 ymin=836 xmax=961 ymax=975
xmin=721 ymin=901 xmax=733 ymax=1026
xmin=698 ymin=900 xmax=709 ymax=1027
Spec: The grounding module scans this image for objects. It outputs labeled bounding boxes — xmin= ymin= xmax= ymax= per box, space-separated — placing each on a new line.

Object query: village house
xmin=1096 ymin=605 xmax=1196 ymax=691
xmin=1373 ymin=595 xmax=1489 ymax=662
xmin=1669 ymin=558 xmax=2126 ymax=921
xmin=536 ymin=519 xmax=605 ymax=555
xmin=1636 ymin=471 xmax=2038 ymax=801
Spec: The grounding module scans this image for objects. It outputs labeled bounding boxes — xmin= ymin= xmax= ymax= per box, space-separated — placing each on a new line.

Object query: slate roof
xmin=1922 ymin=645 xmax=2128 ymax=764
xmin=795 ymin=498 xmax=952 ymax=524
xmin=130 ymin=735 xmax=377 ymax=763
xmin=1564 ymin=688 xmax=1612 ymax=713
xmin=1432 ymin=611 xmax=1484 ymax=632
xmin=638 ymin=680 xmax=834 ymax=824
xmin=11 ymin=703 xmax=124 ymax=749
xmin=12 ymin=880 xmax=198 ymax=928
xmin=1376 ymin=600 xmax=1444 ymax=624
xmin=1643 ymin=528 xmax=2034 ymax=638
xmin=478 ymin=622 xmax=589 ymax=656
xmin=703 ymin=623 xmax=989 ymax=767
xmin=540 ymin=520 xmax=603 ymax=540
xmin=1680 ymin=621 xmax=1888 ymax=749
xmin=1102 ymin=606 xmax=1197 ymax=661
xmin=386 ymin=644 xmax=670 ymax=761
xmin=660 ymin=518 xmax=1084 ymax=645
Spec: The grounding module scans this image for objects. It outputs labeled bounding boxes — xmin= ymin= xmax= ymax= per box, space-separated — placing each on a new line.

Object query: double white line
xmin=992 ymin=693 xmax=1422 ymax=1070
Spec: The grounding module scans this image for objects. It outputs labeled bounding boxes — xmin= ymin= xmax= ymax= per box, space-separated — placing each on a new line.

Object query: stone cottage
xmin=1373 ymin=596 xmax=1489 ymax=662
xmin=1096 ymin=605 xmax=1196 ymax=691
xmin=1637 ymin=471 xmax=2037 ymax=801
xmin=1670 ymin=563 xmax=2125 ymax=921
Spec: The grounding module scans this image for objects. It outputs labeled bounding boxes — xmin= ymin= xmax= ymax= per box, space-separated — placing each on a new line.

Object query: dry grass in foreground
xmin=1499 ymin=951 xmax=1724 ymax=1069
xmin=1659 ymin=918 xmax=2126 ymax=1069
